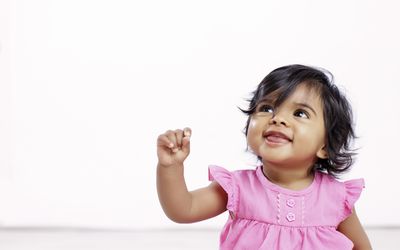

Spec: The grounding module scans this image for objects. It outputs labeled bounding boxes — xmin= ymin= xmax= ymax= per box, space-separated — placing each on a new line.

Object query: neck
xmin=261 ymin=162 xmax=315 ymax=191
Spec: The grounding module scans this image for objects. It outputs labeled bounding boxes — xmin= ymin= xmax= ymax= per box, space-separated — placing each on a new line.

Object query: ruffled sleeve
xmin=342 ymin=178 xmax=365 ymax=218
xmin=208 ymin=165 xmax=238 ymax=213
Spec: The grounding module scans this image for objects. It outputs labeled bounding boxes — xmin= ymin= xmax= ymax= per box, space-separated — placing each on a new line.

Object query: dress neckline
xmin=256 ymin=166 xmax=321 ymax=196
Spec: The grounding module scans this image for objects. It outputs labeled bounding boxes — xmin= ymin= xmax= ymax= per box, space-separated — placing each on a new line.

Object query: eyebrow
xmin=294 ymin=102 xmax=317 ymax=116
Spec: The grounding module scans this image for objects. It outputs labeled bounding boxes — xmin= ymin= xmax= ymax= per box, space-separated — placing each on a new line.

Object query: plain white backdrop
xmin=1 ymin=0 xmax=400 ymax=230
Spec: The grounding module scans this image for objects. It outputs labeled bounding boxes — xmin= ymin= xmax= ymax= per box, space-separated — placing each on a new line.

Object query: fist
xmin=157 ymin=128 xmax=192 ymax=167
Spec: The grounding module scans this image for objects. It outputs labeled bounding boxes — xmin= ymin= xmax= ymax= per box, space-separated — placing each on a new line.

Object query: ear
xmin=316 ymin=145 xmax=328 ymax=159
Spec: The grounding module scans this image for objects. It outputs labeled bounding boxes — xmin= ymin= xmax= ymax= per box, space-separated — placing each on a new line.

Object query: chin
xmin=261 ymin=157 xmax=291 ymax=166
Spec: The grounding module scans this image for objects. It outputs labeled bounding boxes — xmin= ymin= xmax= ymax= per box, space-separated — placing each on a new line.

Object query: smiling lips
xmin=264 ymin=131 xmax=292 ymax=145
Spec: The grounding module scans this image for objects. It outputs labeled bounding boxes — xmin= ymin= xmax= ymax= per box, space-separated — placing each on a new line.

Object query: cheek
xmin=314 ymin=123 xmax=327 ymax=146
xmin=248 ymin=118 xmax=258 ymax=129
xmin=246 ymin=118 xmax=262 ymax=143
xmin=296 ymin=126 xmax=325 ymax=148
xmin=247 ymin=118 xmax=262 ymax=137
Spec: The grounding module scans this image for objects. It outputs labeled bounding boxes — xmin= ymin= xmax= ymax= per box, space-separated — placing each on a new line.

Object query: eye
xmin=258 ymin=104 xmax=274 ymax=113
xmin=294 ymin=109 xmax=309 ymax=118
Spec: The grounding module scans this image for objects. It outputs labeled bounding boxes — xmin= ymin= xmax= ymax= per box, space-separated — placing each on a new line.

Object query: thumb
xmin=181 ymin=128 xmax=191 ymax=154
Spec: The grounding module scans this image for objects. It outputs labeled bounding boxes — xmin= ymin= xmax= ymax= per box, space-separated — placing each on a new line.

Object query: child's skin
xmin=157 ymin=83 xmax=372 ymax=249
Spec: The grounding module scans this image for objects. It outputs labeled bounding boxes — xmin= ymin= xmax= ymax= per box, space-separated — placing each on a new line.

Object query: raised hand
xmin=157 ymin=128 xmax=192 ymax=167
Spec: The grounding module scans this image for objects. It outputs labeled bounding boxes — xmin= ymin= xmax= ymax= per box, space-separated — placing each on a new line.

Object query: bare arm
xmin=337 ymin=208 xmax=372 ymax=250
xmin=156 ymin=128 xmax=227 ymax=223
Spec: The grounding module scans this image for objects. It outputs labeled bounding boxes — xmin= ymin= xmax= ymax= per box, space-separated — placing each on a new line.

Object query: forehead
xmin=260 ymin=83 xmax=323 ymax=107
xmin=289 ymin=84 xmax=322 ymax=103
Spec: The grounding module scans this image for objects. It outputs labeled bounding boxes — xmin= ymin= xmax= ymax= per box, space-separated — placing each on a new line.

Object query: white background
xmin=1 ymin=0 xmax=399 ymax=229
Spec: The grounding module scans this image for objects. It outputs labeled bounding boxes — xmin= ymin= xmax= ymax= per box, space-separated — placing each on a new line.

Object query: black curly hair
xmin=240 ymin=64 xmax=356 ymax=177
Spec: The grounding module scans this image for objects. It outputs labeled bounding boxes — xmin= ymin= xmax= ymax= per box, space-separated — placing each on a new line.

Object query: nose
xmin=269 ymin=112 xmax=288 ymax=126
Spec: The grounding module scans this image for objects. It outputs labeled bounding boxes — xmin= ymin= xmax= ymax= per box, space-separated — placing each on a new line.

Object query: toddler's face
xmin=246 ymin=83 xmax=327 ymax=170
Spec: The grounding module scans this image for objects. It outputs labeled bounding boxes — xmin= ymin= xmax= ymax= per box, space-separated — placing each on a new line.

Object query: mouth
xmin=263 ymin=131 xmax=292 ymax=144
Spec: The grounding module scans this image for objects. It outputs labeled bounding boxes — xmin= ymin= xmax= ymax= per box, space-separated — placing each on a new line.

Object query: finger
xmin=182 ymin=127 xmax=191 ymax=148
xmin=157 ymin=134 xmax=174 ymax=149
xmin=182 ymin=135 xmax=190 ymax=154
xmin=174 ymin=129 xmax=184 ymax=149
xmin=183 ymin=127 xmax=192 ymax=138
xmin=165 ymin=130 xmax=178 ymax=150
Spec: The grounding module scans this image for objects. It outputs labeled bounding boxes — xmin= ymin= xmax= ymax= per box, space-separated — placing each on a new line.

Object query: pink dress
xmin=208 ymin=165 xmax=364 ymax=250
